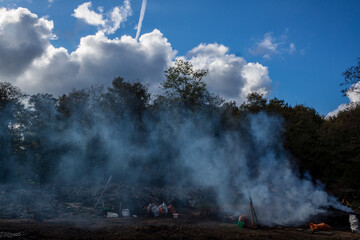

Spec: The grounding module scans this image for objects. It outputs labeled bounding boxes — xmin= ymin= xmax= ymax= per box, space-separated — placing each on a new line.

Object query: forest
xmin=0 ymin=59 xmax=359 ymax=204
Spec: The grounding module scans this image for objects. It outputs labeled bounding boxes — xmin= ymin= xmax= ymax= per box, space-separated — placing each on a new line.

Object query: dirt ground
xmin=0 ymin=217 xmax=359 ymax=240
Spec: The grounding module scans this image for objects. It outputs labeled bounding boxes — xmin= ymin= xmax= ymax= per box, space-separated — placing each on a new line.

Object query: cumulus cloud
xmin=17 ymin=45 xmax=80 ymax=94
xmin=186 ymin=43 xmax=272 ymax=102
xmin=72 ymin=1 xmax=132 ymax=35
xmin=0 ymin=7 xmax=272 ymax=104
xmin=0 ymin=7 xmax=55 ymax=79
xmin=17 ymin=29 xmax=176 ymax=95
xmin=69 ymin=29 xmax=176 ymax=93
xmin=250 ymin=32 xmax=296 ymax=59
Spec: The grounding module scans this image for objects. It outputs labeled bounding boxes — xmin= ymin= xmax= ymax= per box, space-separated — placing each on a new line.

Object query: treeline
xmin=236 ymin=93 xmax=360 ymax=194
xmin=0 ymin=60 xmax=359 ymax=196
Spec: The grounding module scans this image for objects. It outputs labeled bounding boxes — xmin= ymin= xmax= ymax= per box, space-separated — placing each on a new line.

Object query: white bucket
xmin=122 ymin=209 xmax=130 ymax=217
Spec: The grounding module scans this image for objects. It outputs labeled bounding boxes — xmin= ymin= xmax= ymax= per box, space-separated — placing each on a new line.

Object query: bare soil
xmin=1 ymin=184 xmax=358 ymax=239
xmin=0 ymin=217 xmax=359 ymax=240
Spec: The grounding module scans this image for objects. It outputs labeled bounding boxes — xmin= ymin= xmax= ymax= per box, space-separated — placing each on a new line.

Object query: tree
xmin=101 ymin=77 xmax=150 ymax=115
xmin=0 ymin=82 xmax=24 ymax=182
xmin=317 ymin=105 xmax=360 ymax=190
xmin=0 ymin=82 xmax=22 ymax=110
xmin=239 ymin=92 xmax=267 ymax=113
xmin=341 ymin=58 xmax=360 ymax=95
xmin=57 ymin=89 xmax=92 ymax=118
xmin=161 ymin=59 xmax=222 ymax=107
xmin=23 ymin=94 xmax=60 ymax=183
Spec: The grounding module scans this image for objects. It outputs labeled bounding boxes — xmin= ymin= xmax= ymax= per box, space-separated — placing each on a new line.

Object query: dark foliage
xmin=0 ymin=61 xmax=359 ymax=200
xmin=341 ymin=58 xmax=360 ymax=95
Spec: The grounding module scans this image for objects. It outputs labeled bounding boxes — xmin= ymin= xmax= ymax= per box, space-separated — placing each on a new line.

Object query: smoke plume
xmin=0 ymin=89 xmax=351 ymax=225
xmin=135 ymin=0 xmax=147 ymax=40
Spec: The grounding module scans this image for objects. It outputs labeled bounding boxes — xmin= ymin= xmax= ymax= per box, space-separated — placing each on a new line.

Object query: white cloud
xmin=16 ymin=29 xmax=176 ymax=95
xmin=250 ymin=33 xmax=278 ymax=58
xmin=186 ymin=43 xmax=272 ymax=102
xmin=259 ymin=33 xmax=278 ymax=52
xmin=327 ymin=82 xmax=360 ymax=117
xmin=17 ymin=45 xmax=80 ymax=94
xmin=104 ymin=0 xmax=132 ymax=34
xmin=0 ymin=7 xmax=272 ymax=105
xmin=72 ymin=2 xmax=105 ymax=26
xmin=250 ymin=32 xmax=296 ymax=59
xmin=0 ymin=7 xmax=55 ymax=78
xmin=289 ymin=43 xmax=296 ymax=54
xmin=348 ymin=87 xmax=360 ymax=103
xmin=72 ymin=1 xmax=132 ymax=35
xmin=326 ymin=103 xmax=348 ymax=118
xmin=69 ymin=29 xmax=176 ymax=94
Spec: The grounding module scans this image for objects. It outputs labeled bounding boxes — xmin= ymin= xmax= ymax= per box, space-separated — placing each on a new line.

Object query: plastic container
xmin=237 ymin=221 xmax=244 ymax=228
xmin=121 ymin=209 xmax=130 ymax=217
xmin=107 ymin=212 xmax=118 ymax=218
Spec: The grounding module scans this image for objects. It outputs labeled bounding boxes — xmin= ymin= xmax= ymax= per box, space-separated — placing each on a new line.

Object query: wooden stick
xmin=251 ymin=197 xmax=259 ymax=226
xmin=249 ymin=197 xmax=254 ymax=227
xmin=94 ymin=176 xmax=112 ymax=208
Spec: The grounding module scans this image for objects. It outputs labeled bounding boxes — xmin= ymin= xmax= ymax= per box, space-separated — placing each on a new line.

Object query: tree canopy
xmin=161 ymin=59 xmax=222 ymax=107
xmin=341 ymin=58 xmax=360 ymax=95
xmin=0 ymin=59 xmax=359 ymax=202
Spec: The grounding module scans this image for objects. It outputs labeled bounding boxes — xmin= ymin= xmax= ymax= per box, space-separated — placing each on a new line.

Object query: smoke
xmin=144 ymin=110 xmax=350 ymax=226
xmin=0 ymin=88 xmax=351 ymax=226
xmin=135 ymin=0 xmax=147 ymax=40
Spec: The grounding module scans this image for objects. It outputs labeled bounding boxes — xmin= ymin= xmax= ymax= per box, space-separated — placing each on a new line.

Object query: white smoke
xmin=152 ymin=111 xmax=351 ymax=226
xmin=135 ymin=0 xmax=147 ymax=40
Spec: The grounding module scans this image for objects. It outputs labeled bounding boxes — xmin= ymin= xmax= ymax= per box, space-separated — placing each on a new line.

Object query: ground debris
xmin=0 ymin=220 xmax=356 ymax=240
xmin=312 ymin=231 xmax=334 ymax=236
xmin=0 ymin=232 xmax=24 ymax=239
xmin=0 ymin=184 xmax=215 ymax=220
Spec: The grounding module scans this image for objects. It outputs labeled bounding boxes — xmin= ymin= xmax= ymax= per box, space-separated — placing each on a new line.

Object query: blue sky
xmin=0 ymin=0 xmax=359 ymax=115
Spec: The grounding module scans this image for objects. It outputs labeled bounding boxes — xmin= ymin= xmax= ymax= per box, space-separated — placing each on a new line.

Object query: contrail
xmin=135 ymin=0 xmax=147 ymax=40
